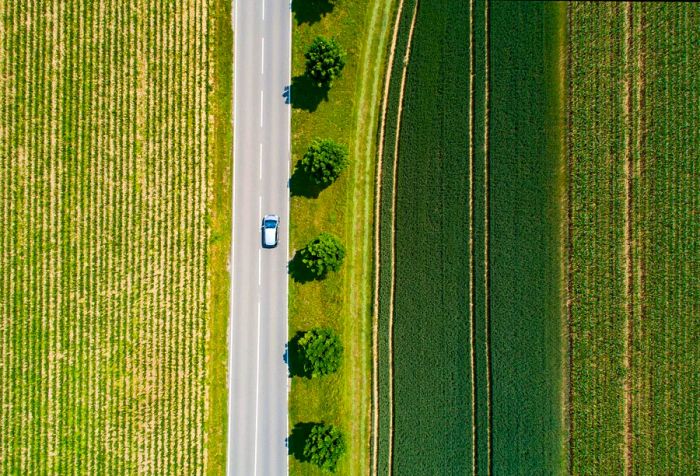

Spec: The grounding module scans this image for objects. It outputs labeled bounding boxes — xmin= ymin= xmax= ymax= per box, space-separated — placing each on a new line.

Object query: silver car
xmin=262 ymin=214 xmax=279 ymax=248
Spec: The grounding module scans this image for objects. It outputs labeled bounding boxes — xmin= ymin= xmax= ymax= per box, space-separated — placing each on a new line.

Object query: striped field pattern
xmin=567 ymin=3 xmax=699 ymax=473
xmin=0 ymin=1 xmax=229 ymax=473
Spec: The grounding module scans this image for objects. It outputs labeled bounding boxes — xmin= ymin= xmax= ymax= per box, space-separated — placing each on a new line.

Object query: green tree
xmin=304 ymin=36 xmax=346 ymax=87
xmin=301 ymin=138 xmax=349 ymax=186
xmin=303 ymin=423 xmax=346 ymax=472
xmin=300 ymin=232 xmax=345 ymax=277
xmin=298 ymin=328 xmax=343 ymax=377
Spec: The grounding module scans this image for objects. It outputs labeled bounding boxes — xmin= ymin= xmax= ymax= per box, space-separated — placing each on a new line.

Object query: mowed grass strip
xmin=488 ymin=2 xmax=565 ymax=474
xmin=0 ymin=1 xmax=230 ymax=473
xmin=289 ymin=0 xmax=395 ymax=474
xmin=205 ymin=0 xmax=233 ymax=473
xmin=390 ymin=0 xmax=472 ymax=473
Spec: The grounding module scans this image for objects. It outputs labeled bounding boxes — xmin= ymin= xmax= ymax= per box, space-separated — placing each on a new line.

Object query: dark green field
xmin=489 ymin=2 xmax=565 ymax=474
xmin=376 ymin=0 xmax=565 ymax=473
xmin=390 ymin=0 xmax=471 ymax=473
xmin=374 ymin=0 xmax=417 ymax=473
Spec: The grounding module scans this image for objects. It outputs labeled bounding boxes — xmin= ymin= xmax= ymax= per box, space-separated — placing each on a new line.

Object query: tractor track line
xmin=371 ymin=0 xmax=405 ymax=472
xmin=386 ymin=1 xmax=419 ymax=473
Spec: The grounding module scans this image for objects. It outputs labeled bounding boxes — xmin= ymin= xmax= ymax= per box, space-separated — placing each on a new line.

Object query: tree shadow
xmin=287 ymin=422 xmax=316 ymax=462
xmin=288 ymin=250 xmax=320 ymax=284
xmin=292 ymin=0 xmax=335 ymax=25
xmin=286 ymin=331 xmax=308 ymax=378
xmin=289 ymin=160 xmax=329 ymax=198
xmin=291 ymin=75 xmax=329 ymax=112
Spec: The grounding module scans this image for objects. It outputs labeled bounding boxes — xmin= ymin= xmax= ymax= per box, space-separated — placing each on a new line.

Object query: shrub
xmin=301 ymin=138 xmax=349 ymax=186
xmin=300 ymin=232 xmax=345 ymax=277
xmin=304 ymin=36 xmax=346 ymax=87
xmin=299 ymin=328 xmax=343 ymax=377
xmin=303 ymin=423 xmax=346 ymax=472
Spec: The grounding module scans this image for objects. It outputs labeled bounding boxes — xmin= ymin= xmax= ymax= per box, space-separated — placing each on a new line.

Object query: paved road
xmin=227 ymin=0 xmax=291 ymax=474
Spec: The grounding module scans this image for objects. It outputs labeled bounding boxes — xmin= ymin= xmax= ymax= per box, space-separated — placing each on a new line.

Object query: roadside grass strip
xmin=0 ymin=1 xmax=231 ymax=473
xmin=288 ymin=0 xmax=395 ymax=474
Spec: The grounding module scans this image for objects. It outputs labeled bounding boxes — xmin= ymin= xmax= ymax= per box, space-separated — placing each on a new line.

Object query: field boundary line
xmin=371 ymin=0 xmax=405 ymax=472
xmin=468 ymin=0 xmax=477 ymax=473
xmin=622 ymin=3 xmax=634 ymax=475
xmin=483 ymin=0 xmax=492 ymax=473
xmin=387 ymin=1 xmax=419 ymax=472
xmin=563 ymin=4 xmax=575 ymax=474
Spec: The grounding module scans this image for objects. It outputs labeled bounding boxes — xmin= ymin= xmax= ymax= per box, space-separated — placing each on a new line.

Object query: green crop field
xmin=566 ymin=2 xmax=700 ymax=473
xmin=374 ymin=0 xmax=567 ymax=474
xmin=389 ymin=0 xmax=471 ymax=472
xmin=489 ymin=2 xmax=565 ymax=474
xmin=0 ymin=1 xmax=232 ymax=473
xmin=374 ymin=1 xmax=698 ymax=474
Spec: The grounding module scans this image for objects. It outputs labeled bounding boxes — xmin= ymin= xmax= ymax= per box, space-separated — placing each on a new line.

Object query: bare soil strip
xmin=468 ymin=0 xmax=477 ymax=473
xmin=386 ymin=2 xmax=419 ymax=473
xmin=371 ymin=0 xmax=405 ymax=473
xmin=622 ymin=3 xmax=634 ymax=475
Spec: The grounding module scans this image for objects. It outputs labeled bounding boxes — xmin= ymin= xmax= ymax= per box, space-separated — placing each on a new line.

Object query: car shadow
xmin=291 ymin=75 xmax=330 ymax=112
xmin=292 ymin=0 xmax=335 ymax=26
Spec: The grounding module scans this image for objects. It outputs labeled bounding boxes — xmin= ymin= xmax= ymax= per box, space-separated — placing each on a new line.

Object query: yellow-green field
xmin=566 ymin=2 xmax=699 ymax=473
xmin=0 ymin=1 xmax=231 ymax=473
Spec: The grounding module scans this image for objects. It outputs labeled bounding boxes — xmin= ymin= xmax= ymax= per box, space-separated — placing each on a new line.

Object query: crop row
xmin=0 ymin=1 xmax=212 ymax=473
xmin=374 ymin=0 xmax=420 ymax=473
xmin=568 ymin=3 xmax=628 ymax=472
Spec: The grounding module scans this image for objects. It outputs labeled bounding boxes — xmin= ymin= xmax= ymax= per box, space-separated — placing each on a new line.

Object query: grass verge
xmin=288 ymin=0 xmax=395 ymax=474
xmin=205 ymin=0 xmax=233 ymax=474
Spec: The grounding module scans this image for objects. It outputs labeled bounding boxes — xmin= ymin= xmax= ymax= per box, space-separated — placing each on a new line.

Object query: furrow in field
xmin=0 ymin=1 xmax=7 ymax=466
xmin=468 ymin=0 xmax=477 ymax=472
xmin=622 ymin=3 xmax=634 ymax=474
xmin=482 ymin=1 xmax=492 ymax=473
xmin=46 ymin=0 xmax=64 ymax=471
xmin=563 ymin=4 xmax=575 ymax=473
xmin=370 ymin=0 xmax=405 ymax=468
xmin=386 ymin=2 xmax=419 ymax=473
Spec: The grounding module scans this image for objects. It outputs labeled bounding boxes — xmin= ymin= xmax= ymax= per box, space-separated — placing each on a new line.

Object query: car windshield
xmin=264 ymin=219 xmax=277 ymax=228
